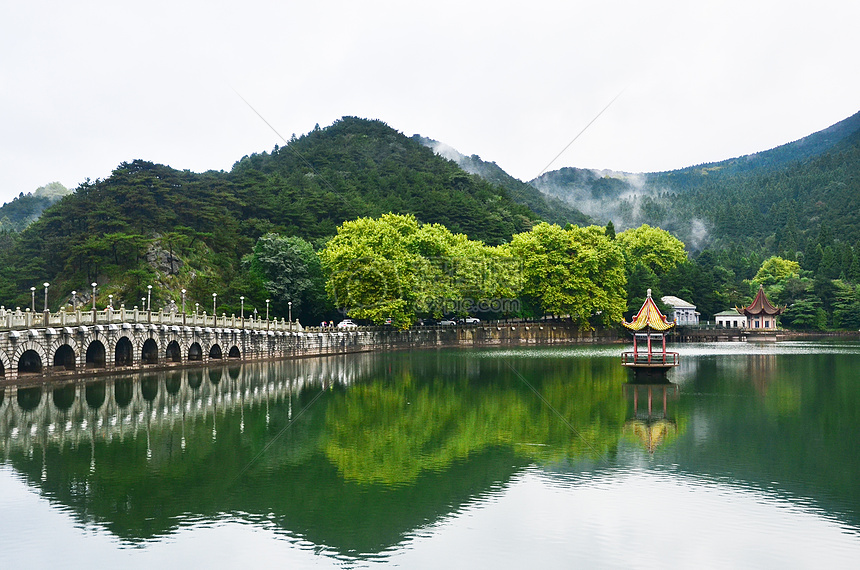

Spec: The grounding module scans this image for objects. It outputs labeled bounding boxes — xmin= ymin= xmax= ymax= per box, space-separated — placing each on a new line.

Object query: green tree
xmin=243 ymin=233 xmax=326 ymax=322
xmin=616 ymin=224 xmax=687 ymax=275
xmin=507 ymin=222 xmax=626 ymax=328
xmin=752 ymin=256 xmax=801 ymax=288
xmin=320 ymin=213 xmax=513 ymax=326
xmin=782 ymin=297 xmax=827 ymax=330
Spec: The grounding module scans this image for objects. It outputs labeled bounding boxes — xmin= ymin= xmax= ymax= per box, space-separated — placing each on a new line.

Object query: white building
xmin=660 ymin=295 xmax=700 ymax=326
xmin=715 ymin=309 xmax=748 ymax=329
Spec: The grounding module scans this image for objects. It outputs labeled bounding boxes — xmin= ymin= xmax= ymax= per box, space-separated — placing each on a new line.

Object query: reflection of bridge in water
xmin=0 ymin=355 xmax=378 ymax=458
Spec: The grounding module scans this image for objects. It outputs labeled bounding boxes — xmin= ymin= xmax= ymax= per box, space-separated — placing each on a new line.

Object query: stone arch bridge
xmin=0 ymin=306 xmax=312 ymax=382
xmin=0 ymin=306 xmax=594 ymax=382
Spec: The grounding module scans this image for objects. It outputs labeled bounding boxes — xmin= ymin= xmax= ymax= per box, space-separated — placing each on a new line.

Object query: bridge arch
xmin=207 ymin=343 xmax=222 ymax=360
xmin=85 ymin=340 xmax=107 ymax=369
xmin=228 ymin=346 xmax=241 ymax=359
xmin=115 ymin=336 xmax=134 ymax=367
xmin=166 ymin=340 xmax=182 ymax=363
xmin=13 ymin=341 xmax=48 ymax=376
xmin=188 ymin=342 xmax=203 ymax=361
xmin=141 ymin=338 xmax=159 ymax=365
xmin=52 ymin=343 xmax=77 ymax=371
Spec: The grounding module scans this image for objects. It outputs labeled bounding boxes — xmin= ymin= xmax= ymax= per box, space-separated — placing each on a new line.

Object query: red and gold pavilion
xmin=737 ymin=285 xmax=784 ymax=330
xmin=621 ymin=289 xmax=679 ymax=376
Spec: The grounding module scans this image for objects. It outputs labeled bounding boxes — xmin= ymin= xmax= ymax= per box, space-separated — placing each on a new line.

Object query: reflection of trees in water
xmin=324 ymin=355 xmax=628 ymax=485
xmin=0 ymin=351 xmax=631 ymax=552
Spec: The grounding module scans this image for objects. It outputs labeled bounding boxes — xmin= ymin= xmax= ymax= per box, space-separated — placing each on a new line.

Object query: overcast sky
xmin=2 ymin=0 xmax=858 ymax=205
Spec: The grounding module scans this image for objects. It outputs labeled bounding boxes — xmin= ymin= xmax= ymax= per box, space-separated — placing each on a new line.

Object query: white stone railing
xmin=0 ymin=306 xmax=302 ymax=332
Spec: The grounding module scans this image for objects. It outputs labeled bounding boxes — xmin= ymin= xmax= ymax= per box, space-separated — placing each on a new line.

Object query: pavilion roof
xmin=737 ymin=285 xmax=784 ymax=316
xmin=622 ymin=290 xmax=675 ymax=332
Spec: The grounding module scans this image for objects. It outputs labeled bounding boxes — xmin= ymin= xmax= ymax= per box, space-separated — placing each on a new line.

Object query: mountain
xmin=413 ymin=136 xmax=591 ymax=227
xmin=0 ymin=182 xmax=71 ymax=232
xmin=530 ymin=110 xmax=860 ymax=253
xmin=0 ymin=117 xmax=542 ymax=309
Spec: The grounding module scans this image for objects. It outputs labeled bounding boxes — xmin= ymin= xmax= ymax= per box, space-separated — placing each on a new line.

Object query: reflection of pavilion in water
xmin=746 ymin=353 xmax=779 ymax=396
xmin=0 ymin=354 xmax=376 ymax=458
xmin=622 ymin=382 xmax=679 ymax=453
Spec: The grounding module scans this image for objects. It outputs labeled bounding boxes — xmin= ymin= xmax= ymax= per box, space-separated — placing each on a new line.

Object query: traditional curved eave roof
xmin=622 ymin=290 xmax=675 ymax=331
xmin=737 ymin=285 xmax=784 ymax=316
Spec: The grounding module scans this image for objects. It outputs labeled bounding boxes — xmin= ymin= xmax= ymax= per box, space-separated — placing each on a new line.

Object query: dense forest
xmin=1 ymin=112 xmax=859 ymax=331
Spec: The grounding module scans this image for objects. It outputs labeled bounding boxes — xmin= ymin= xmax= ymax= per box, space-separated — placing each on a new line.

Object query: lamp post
xmin=71 ymin=291 xmax=77 ymax=311
xmin=30 ymin=286 xmax=36 ymax=312
xmin=240 ymin=296 xmax=245 ymax=319
xmin=141 ymin=297 xmax=145 ymax=310
xmin=288 ymin=301 xmax=291 ymax=325
xmin=108 ymin=294 xmax=113 ymax=309
xmin=181 ymin=289 xmax=186 ymax=313
xmin=91 ymin=282 xmax=97 ymax=310
xmin=147 ymin=285 xmax=152 ymax=312
xmin=43 ymin=282 xmax=50 ymax=312
xmin=267 ymin=299 xmax=271 ymax=321
xmin=212 ymin=292 xmax=217 ymax=315
xmin=195 ymin=302 xmax=199 ymax=315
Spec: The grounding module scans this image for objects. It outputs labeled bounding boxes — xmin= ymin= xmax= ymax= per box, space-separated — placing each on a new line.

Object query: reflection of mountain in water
xmin=0 ymin=350 xmax=629 ymax=556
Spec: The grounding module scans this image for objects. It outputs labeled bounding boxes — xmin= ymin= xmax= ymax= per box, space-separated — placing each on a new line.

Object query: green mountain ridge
xmin=528 ymin=109 xmax=860 ymax=252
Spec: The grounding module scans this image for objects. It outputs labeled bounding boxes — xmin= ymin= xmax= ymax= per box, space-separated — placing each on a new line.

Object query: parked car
xmin=438 ymin=319 xmax=457 ymax=325
xmin=464 ymin=317 xmax=481 ymax=324
xmin=384 ymin=317 xmax=393 ymax=326
xmin=337 ymin=319 xmax=358 ymax=329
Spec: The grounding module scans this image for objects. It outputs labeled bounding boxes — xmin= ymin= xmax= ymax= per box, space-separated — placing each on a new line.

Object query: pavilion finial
xmin=647 ymin=288 xmax=652 ymax=298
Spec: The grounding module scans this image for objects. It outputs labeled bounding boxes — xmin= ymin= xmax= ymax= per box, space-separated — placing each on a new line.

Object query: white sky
xmin=2 ymin=0 xmax=858 ymax=205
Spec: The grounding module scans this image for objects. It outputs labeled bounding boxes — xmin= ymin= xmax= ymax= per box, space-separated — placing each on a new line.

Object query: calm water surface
xmin=1 ymin=341 xmax=859 ymax=568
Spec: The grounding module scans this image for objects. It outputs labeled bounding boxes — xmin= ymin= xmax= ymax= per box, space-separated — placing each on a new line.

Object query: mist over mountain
xmin=0 ymin=181 xmax=71 ymax=232
xmin=413 ymin=135 xmax=591 ymax=227
xmin=527 ymin=110 xmax=860 ymax=252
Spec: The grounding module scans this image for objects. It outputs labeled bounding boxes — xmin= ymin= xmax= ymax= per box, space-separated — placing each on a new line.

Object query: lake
xmin=1 ymin=341 xmax=859 ymax=568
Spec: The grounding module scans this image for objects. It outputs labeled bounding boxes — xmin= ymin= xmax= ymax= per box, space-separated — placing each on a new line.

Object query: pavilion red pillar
xmin=647 ymin=332 xmax=652 ymax=363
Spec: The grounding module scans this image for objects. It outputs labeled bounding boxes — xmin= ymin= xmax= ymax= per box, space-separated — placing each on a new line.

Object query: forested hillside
xmin=530 ymin=110 xmax=860 ymax=259
xmin=0 ymin=182 xmax=71 ymax=232
xmin=0 ymin=118 xmax=541 ymax=319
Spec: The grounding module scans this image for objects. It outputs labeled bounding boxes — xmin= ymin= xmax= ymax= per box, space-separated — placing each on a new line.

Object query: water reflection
xmin=622 ymin=382 xmax=680 ymax=453
xmin=0 ymin=344 xmax=858 ymax=565
xmin=0 ymin=351 xmax=629 ymax=554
